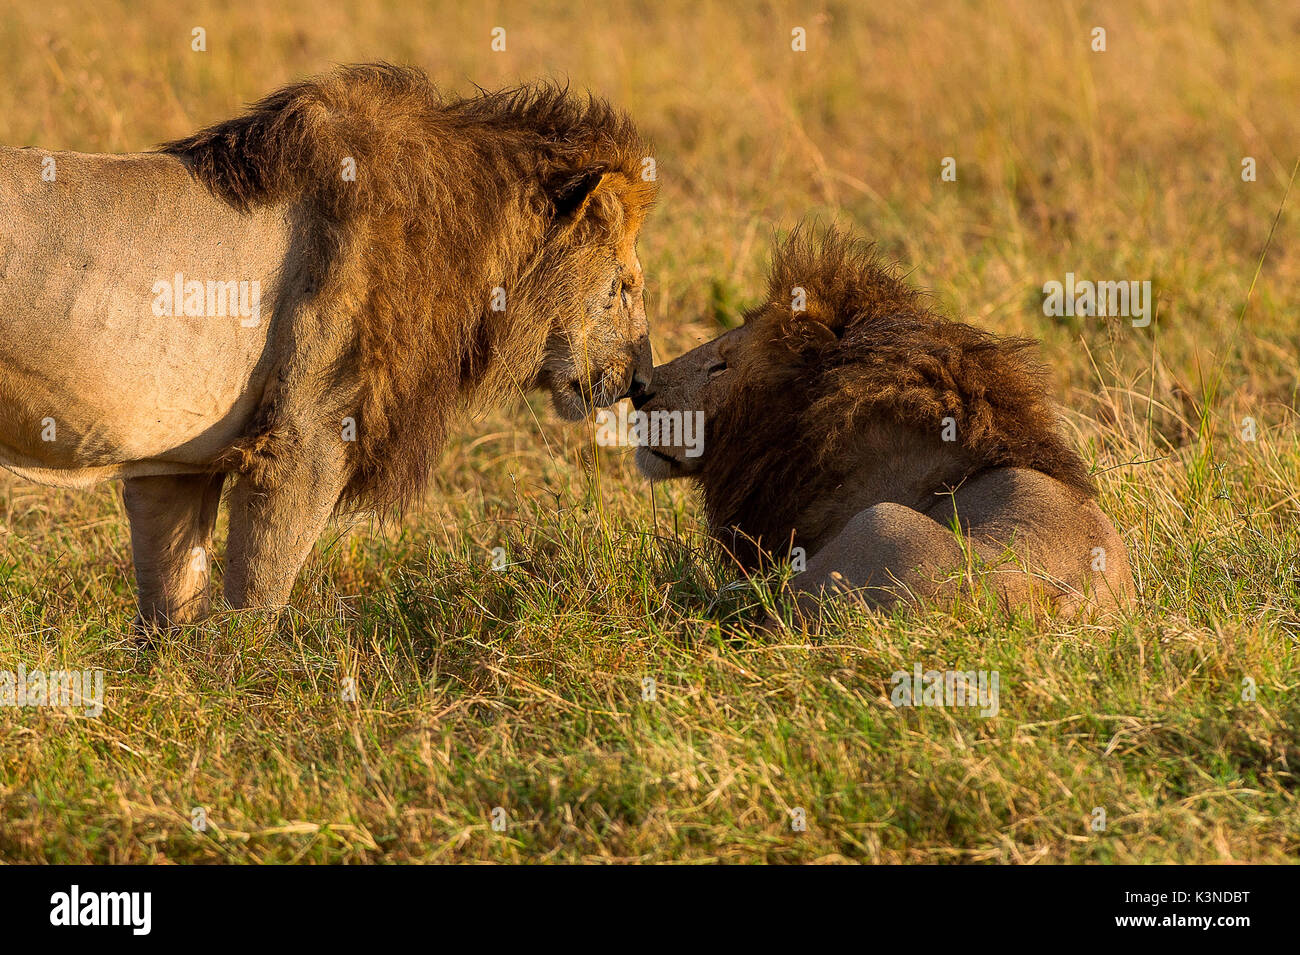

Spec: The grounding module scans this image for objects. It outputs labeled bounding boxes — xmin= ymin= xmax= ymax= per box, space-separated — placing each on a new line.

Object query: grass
xmin=1 ymin=0 xmax=1298 ymax=863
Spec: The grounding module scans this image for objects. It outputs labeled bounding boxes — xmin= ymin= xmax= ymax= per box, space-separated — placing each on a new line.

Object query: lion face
xmin=633 ymin=323 xmax=754 ymax=479
xmin=538 ymin=238 xmax=653 ymax=421
xmin=530 ymin=167 xmax=657 ymax=422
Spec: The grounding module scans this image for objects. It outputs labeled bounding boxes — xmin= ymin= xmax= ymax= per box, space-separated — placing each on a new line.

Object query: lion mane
xmin=159 ymin=63 xmax=655 ymax=510
xmin=700 ymin=228 xmax=1096 ymax=565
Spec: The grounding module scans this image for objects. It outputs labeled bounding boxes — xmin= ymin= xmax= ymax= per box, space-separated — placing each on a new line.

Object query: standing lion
xmin=0 ymin=64 xmax=657 ymax=627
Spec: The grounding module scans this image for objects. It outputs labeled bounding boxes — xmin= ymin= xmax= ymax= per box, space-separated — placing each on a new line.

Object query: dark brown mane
xmin=160 ymin=64 xmax=649 ymax=217
xmin=700 ymin=227 xmax=1096 ymax=566
xmin=160 ymin=63 xmax=655 ymax=510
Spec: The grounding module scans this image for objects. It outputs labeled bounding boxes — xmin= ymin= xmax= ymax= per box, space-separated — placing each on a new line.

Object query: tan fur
xmin=636 ymin=228 xmax=1134 ymax=616
xmin=1 ymin=64 xmax=658 ymax=625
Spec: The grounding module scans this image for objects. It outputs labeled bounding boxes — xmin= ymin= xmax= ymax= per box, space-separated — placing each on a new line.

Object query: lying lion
xmin=635 ymin=229 xmax=1134 ymax=615
xmin=0 ymin=64 xmax=657 ymax=626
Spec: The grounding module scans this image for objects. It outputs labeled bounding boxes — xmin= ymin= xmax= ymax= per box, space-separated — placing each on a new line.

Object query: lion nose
xmin=621 ymin=337 xmax=654 ymax=407
xmin=633 ymin=337 xmax=653 ymax=385
xmin=626 ymin=372 xmax=654 ymax=410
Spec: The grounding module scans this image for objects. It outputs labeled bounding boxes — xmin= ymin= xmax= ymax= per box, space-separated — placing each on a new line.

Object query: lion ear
xmin=545 ymin=166 xmax=609 ymax=223
xmin=806 ymin=309 xmax=850 ymax=339
xmin=788 ymin=315 xmax=841 ymax=351
xmin=786 ymin=297 xmax=849 ymax=347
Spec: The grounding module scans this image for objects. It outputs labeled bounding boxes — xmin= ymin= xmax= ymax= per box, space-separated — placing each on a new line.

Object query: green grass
xmin=1 ymin=0 xmax=1298 ymax=862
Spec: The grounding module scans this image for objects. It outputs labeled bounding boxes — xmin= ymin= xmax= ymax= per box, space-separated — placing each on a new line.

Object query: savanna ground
xmin=1 ymin=0 xmax=1297 ymax=864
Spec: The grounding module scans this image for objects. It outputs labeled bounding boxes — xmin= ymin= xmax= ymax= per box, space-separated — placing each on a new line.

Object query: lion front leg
xmin=123 ymin=472 xmax=225 ymax=628
xmin=223 ymin=440 xmax=349 ymax=611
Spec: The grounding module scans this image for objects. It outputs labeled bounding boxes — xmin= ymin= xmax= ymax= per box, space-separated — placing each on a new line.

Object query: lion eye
xmin=708 ymin=360 xmax=728 ymax=378
xmin=621 ymin=286 xmax=632 ymax=308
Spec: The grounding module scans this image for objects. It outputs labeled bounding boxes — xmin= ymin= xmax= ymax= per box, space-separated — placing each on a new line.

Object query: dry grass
xmin=1 ymin=0 xmax=1297 ymax=863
